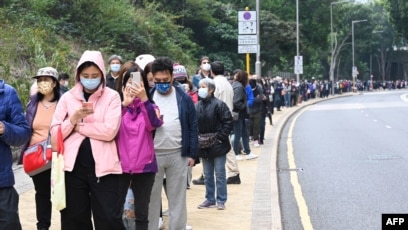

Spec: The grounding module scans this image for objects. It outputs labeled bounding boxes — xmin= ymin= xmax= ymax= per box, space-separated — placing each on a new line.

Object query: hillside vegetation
xmin=0 ymin=0 xmax=403 ymax=107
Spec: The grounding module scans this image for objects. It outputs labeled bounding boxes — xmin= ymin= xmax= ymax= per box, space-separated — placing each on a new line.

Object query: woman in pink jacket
xmin=117 ymin=66 xmax=163 ymax=230
xmin=50 ymin=50 xmax=124 ymax=230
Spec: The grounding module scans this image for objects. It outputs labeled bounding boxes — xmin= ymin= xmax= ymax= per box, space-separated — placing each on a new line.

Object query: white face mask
xmin=198 ymin=87 xmax=208 ymax=98
xmin=202 ymin=63 xmax=211 ymax=72
xmin=63 ymin=81 xmax=69 ymax=87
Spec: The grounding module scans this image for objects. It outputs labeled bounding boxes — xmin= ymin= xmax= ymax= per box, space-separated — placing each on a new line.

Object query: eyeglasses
xmin=202 ymin=62 xmax=210 ymax=64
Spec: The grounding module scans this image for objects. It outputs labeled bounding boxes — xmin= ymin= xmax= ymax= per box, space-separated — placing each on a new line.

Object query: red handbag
xmin=23 ymin=136 xmax=52 ymax=176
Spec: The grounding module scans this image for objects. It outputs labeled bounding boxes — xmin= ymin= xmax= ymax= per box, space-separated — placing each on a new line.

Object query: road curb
xmin=252 ymin=95 xmax=347 ymax=230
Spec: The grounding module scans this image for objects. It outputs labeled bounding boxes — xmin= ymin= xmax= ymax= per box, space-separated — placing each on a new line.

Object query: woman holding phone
xmin=117 ymin=66 xmax=163 ymax=230
xmin=50 ymin=50 xmax=124 ymax=230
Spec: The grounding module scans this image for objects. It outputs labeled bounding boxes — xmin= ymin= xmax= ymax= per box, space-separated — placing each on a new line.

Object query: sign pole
xmin=246 ymin=53 xmax=250 ymax=74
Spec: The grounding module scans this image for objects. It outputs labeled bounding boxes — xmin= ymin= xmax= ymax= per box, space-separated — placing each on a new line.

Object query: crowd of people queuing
xmin=4 ymin=50 xmax=406 ymax=230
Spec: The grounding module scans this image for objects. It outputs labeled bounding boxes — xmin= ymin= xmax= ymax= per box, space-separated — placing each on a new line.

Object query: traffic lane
xmin=278 ymin=92 xmax=408 ymax=230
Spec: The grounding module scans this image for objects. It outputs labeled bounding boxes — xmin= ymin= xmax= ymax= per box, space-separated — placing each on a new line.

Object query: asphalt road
xmin=278 ymin=90 xmax=408 ymax=230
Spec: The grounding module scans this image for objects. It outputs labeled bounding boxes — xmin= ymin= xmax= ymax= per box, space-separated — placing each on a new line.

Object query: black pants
xmin=120 ymin=173 xmax=156 ymax=230
xmin=32 ymin=169 xmax=51 ymax=229
xmin=0 ymin=186 xmax=21 ymax=230
xmin=61 ymin=165 xmax=125 ymax=230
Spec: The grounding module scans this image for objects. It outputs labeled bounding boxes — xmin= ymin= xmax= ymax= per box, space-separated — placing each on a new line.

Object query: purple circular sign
xmin=243 ymin=12 xmax=251 ymax=20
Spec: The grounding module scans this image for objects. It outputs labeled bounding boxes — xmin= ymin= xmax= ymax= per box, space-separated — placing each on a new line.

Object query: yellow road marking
xmin=286 ymin=108 xmax=314 ymax=230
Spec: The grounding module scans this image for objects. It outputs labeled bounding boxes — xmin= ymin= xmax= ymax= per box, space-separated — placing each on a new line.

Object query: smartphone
xmin=131 ymin=72 xmax=141 ymax=86
xmin=82 ymin=102 xmax=94 ymax=112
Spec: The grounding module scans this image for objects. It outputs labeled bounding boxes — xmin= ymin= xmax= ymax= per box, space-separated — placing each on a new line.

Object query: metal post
xmin=255 ymin=0 xmax=261 ymax=79
xmin=296 ymin=0 xmax=299 ymax=83
xmin=330 ymin=0 xmax=352 ymax=95
xmin=351 ymin=19 xmax=367 ymax=92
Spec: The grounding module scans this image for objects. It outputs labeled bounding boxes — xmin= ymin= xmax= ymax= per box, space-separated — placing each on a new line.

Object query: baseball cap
xmin=33 ymin=67 xmax=58 ymax=80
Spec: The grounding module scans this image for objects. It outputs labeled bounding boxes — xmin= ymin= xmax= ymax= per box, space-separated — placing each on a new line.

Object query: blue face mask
xmin=80 ymin=77 xmax=102 ymax=90
xmin=156 ymin=82 xmax=171 ymax=94
xmin=110 ymin=64 xmax=121 ymax=72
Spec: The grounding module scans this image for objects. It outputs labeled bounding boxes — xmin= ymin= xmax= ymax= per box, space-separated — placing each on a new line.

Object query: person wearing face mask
xmin=106 ymin=54 xmax=123 ymax=90
xmin=50 ymin=50 xmax=124 ymax=230
xmin=58 ymin=73 xmax=70 ymax=94
xmin=148 ymin=57 xmax=198 ymax=230
xmin=18 ymin=67 xmax=61 ymax=230
xmin=192 ymin=56 xmax=212 ymax=89
xmin=195 ymin=78 xmax=233 ymax=210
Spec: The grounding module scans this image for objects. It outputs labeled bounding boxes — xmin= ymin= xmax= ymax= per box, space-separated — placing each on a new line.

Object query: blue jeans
xmin=202 ymin=155 xmax=227 ymax=204
xmin=233 ymin=117 xmax=251 ymax=155
xmin=284 ymin=93 xmax=291 ymax=107
xmin=259 ymin=113 xmax=266 ymax=142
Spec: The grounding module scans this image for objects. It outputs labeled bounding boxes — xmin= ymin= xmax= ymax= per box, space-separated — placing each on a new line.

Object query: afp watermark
xmin=382 ymin=214 xmax=408 ymax=230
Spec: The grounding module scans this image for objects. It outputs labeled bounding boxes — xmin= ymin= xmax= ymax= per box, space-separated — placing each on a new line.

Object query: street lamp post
xmin=351 ymin=19 xmax=367 ymax=92
xmin=330 ymin=0 xmax=352 ymax=95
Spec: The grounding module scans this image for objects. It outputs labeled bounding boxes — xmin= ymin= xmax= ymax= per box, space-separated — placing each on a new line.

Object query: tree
xmin=383 ymin=0 xmax=408 ymax=41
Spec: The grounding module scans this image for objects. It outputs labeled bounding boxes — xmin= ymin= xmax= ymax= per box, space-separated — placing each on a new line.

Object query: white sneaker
xmin=159 ymin=217 xmax=164 ymax=230
xmin=246 ymin=153 xmax=259 ymax=160
xmin=186 ymin=224 xmax=193 ymax=230
xmin=253 ymin=141 xmax=260 ymax=148
xmin=236 ymin=155 xmax=244 ymax=161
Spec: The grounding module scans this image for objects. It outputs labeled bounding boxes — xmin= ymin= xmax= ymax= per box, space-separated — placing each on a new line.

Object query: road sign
xmin=294 ymin=56 xmax=303 ymax=74
xmin=238 ymin=11 xmax=257 ymax=34
xmin=294 ymin=65 xmax=303 ymax=74
xmin=294 ymin=56 xmax=303 ymax=66
xmin=238 ymin=45 xmax=257 ymax=54
xmin=352 ymin=66 xmax=358 ymax=77
xmin=238 ymin=11 xmax=257 ymax=22
xmin=238 ymin=21 xmax=257 ymax=34
xmin=238 ymin=35 xmax=257 ymax=45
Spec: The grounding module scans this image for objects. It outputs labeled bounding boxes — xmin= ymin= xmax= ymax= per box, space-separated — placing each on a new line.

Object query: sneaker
xmin=235 ymin=155 xmax=244 ymax=161
xmin=197 ymin=200 xmax=216 ymax=209
xmin=217 ymin=203 xmax=226 ymax=210
xmin=192 ymin=175 xmax=205 ymax=185
xmin=253 ymin=141 xmax=260 ymax=148
xmin=246 ymin=153 xmax=259 ymax=160
xmin=186 ymin=224 xmax=193 ymax=230
xmin=227 ymin=174 xmax=241 ymax=184
xmin=159 ymin=217 xmax=164 ymax=230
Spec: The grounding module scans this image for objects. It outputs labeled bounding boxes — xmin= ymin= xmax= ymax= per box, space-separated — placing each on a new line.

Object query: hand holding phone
xmin=131 ymin=72 xmax=141 ymax=86
xmin=82 ymin=102 xmax=94 ymax=113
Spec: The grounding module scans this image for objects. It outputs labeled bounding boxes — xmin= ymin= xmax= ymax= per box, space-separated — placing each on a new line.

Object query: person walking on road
xmin=0 ymin=80 xmax=31 ymax=230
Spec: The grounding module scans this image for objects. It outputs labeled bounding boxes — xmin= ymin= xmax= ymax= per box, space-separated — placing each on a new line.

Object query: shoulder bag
xmin=23 ymin=135 xmax=52 ymax=176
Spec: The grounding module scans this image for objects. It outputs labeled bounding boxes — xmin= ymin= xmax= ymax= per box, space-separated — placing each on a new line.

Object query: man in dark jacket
xmin=0 ymin=80 xmax=31 ymax=230
xmin=148 ymin=57 xmax=198 ymax=230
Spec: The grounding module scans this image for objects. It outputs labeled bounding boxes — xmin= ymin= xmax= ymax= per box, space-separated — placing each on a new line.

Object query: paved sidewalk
xmin=14 ymin=95 xmax=335 ymax=230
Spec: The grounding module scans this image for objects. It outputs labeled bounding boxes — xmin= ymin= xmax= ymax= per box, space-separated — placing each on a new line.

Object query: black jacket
xmin=196 ymin=95 xmax=232 ymax=158
xmin=231 ymin=81 xmax=247 ymax=119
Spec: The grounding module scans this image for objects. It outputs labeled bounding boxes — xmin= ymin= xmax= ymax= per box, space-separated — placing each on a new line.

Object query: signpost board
xmin=294 ymin=56 xmax=303 ymax=74
xmin=238 ymin=45 xmax=257 ymax=54
xmin=238 ymin=10 xmax=257 ymax=54
xmin=238 ymin=35 xmax=257 ymax=45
